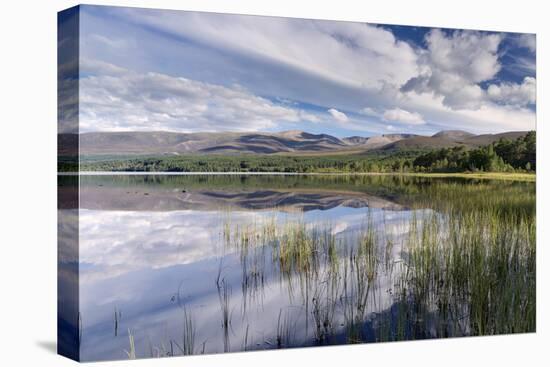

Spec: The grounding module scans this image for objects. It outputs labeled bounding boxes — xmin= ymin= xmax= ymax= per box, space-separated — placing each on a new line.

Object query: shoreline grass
xmin=396 ymin=172 xmax=535 ymax=182
xmin=76 ymin=171 xmax=535 ymax=182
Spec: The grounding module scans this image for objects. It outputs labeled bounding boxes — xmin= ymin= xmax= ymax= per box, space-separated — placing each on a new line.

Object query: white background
xmin=0 ymin=0 xmax=548 ymax=365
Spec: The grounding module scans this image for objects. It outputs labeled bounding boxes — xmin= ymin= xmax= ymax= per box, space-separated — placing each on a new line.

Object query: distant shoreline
xmin=58 ymin=171 xmax=536 ymax=181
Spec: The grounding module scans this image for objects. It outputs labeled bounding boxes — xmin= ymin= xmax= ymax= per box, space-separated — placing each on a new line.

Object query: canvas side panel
xmin=57 ymin=5 xmax=80 ymax=362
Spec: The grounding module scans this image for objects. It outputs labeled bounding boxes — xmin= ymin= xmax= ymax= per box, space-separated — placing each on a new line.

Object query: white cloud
xmin=440 ymin=83 xmax=484 ymax=110
xmin=327 ymin=108 xmax=349 ymax=123
xmin=401 ymin=29 xmax=503 ymax=110
xmin=487 ymin=76 xmax=536 ymax=106
xmin=453 ymin=103 xmax=536 ymax=132
xmin=382 ymin=108 xmax=425 ymax=125
xmin=426 ymin=29 xmax=502 ymax=83
xmin=79 ymin=60 xmax=318 ymax=132
xmin=400 ymin=89 xmax=535 ymax=133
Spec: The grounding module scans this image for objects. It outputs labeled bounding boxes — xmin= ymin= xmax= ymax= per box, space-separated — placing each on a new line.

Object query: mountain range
xmin=60 ymin=129 xmax=529 ymax=156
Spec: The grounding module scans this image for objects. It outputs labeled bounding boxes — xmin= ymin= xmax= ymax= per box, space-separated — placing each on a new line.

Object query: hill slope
xmin=432 ymin=130 xmax=475 ymax=141
xmin=67 ymin=130 xmax=530 ymax=156
xmin=78 ymin=131 xmax=353 ymax=155
xmin=380 ymin=130 xmax=529 ymax=152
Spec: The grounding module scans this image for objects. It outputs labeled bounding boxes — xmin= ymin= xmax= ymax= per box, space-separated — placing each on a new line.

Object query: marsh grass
xmin=124 ymin=329 xmax=136 ymax=359
xmin=113 ymin=307 xmax=122 ymax=337
xmin=242 ymin=324 xmax=250 ymax=351
xmin=167 ymin=306 xmax=196 ymax=356
xmin=276 ymin=309 xmax=297 ymax=348
xmin=401 ymin=208 xmax=535 ymax=337
xmin=216 ymin=277 xmax=233 ymax=353
xmin=182 ymin=306 xmax=195 ymax=355
xmin=220 ymin=181 xmax=535 ymax=345
xmin=122 ymin=179 xmax=534 ymax=358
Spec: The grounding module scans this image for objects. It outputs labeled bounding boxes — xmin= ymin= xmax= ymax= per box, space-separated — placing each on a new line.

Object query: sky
xmin=69 ymin=5 xmax=536 ymax=137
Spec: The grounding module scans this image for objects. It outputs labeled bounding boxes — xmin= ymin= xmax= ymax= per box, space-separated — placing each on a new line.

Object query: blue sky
xmin=72 ymin=5 xmax=536 ymax=137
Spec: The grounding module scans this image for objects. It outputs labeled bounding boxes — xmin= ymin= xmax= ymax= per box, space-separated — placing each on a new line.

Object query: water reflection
xmin=75 ymin=175 xmax=535 ymax=361
xmin=80 ymin=180 xmax=405 ymax=212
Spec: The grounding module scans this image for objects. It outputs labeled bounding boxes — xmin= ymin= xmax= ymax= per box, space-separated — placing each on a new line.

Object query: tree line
xmin=412 ymin=131 xmax=535 ymax=173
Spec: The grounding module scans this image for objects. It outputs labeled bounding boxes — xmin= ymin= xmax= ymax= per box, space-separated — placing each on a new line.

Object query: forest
xmin=412 ymin=131 xmax=536 ymax=172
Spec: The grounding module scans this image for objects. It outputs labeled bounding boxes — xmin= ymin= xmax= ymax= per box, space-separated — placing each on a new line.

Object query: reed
xmin=276 ymin=309 xmax=296 ymax=348
xmin=182 ymin=306 xmax=195 ymax=355
xmin=216 ymin=278 xmax=232 ymax=353
xmin=124 ymin=329 xmax=136 ymax=359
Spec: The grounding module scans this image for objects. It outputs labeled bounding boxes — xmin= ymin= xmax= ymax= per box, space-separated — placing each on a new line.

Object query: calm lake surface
xmin=59 ymin=175 xmax=535 ymax=361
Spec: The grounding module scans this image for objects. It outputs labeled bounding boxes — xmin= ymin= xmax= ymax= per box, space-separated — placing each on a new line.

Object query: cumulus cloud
xmin=382 ymin=108 xmax=425 ymax=125
xmin=79 ymin=60 xmax=317 ymax=132
xmin=487 ymin=76 xmax=536 ymax=106
xmin=427 ymin=29 xmax=502 ymax=83
xmin=401 ymin=29 xmax=503 ymax=109
xmin=328 ymin=108 xmax=349 ymax=123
